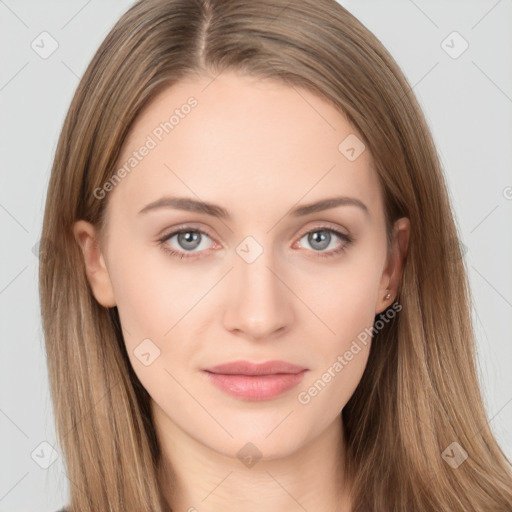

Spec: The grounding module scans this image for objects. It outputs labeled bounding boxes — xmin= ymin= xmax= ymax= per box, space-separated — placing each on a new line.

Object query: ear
xmin=73 ymin=220 xmax=116 ymax=308
xmin=375 ymin=217 xmax=410 ymax=314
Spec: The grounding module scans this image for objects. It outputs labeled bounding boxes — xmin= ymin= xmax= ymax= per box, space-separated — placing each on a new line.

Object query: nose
xmin=222 ymin=247 xmax=295 ymax=341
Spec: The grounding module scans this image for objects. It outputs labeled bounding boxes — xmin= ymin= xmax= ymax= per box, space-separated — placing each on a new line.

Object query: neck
xmin=154 ymin=404 xmax=352 ymax=512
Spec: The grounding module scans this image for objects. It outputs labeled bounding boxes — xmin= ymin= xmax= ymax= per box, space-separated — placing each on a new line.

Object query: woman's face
xmin=74 ymin=71 xmax=408 ymax=461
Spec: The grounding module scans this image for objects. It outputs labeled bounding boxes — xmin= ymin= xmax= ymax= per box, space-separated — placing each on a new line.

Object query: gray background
xmin=1 ymin=0 xmax=511 ymax=510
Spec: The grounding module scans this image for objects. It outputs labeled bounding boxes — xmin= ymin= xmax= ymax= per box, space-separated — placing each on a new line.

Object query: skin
xmin=74 ymin=71 xmax=409 ymax=512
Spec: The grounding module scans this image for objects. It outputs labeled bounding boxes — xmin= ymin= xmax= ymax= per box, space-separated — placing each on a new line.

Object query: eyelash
xmin=157 ymin=224 xmax=353 ymax=261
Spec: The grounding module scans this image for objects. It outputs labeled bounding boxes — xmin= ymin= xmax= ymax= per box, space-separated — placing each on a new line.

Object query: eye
xmin=157 ymin=225 xmax=353 ymax=260
xmin=295 ymin=226 xmax=353 ymax=259
xmin=158 ymin=227 xmax=215 ymax=260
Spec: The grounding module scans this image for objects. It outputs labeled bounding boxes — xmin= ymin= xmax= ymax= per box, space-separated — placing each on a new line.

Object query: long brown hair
xmin=39 ymin=0 xmax=512 ymax=510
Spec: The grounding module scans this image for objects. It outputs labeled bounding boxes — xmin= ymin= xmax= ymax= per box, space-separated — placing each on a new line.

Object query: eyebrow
xmin=138 ymin=195 xmax=369 ymax=219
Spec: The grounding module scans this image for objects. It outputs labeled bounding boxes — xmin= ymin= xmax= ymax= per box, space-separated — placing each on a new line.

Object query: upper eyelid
xmin=158 ymin=225 xmax=214 ymax=243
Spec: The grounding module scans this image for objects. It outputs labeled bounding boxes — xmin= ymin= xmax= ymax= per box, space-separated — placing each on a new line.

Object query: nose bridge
xmin=223 ymin=236 xmax=293 ymax=339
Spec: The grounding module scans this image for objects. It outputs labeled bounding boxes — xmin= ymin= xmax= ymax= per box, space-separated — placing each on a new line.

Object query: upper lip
xmin=203 ymin=360 xmax=307 ymax=376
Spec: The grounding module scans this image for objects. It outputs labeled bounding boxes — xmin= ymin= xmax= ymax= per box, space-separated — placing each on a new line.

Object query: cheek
xmin=105 ymin=239 xmax=206 ymax=391
xmin=297 ymin=289 xmax=374 ymax=414
xmin=297 ymin=249 xmax=384 ymax=408
xmin=107 ymin=239 xmax=199 ymax=338
xmin=306 ymin=247 xmax=384 ymax=340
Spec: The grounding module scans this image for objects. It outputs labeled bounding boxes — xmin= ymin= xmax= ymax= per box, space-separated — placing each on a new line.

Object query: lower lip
xmin=203 ymin=370 xmax=307 ymax=401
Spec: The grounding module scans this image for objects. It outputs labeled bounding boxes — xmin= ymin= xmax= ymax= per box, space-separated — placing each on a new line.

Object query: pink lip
xmin=203 ymin=360 xmax=308 ymax=401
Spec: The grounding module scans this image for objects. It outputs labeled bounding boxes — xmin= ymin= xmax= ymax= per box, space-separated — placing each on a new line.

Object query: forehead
xmin=106 ymin=71 xmax=381 ymax=222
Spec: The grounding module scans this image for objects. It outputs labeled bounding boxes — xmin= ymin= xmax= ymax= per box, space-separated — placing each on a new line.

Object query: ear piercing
xmin=385 ymin=292 xmax=391 ymax=300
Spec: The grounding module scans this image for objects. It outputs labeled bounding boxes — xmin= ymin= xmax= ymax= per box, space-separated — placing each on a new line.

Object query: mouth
xmin=202 ymin=360 xmax=308 ymax=401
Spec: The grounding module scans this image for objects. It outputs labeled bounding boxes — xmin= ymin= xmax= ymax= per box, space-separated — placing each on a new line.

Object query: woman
xmin=40 ymin=0 xmax=512 ymax=510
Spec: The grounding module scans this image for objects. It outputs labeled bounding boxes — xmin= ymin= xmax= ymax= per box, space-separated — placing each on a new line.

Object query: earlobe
xmin=375 ymin=217 xmax=410 ymax=315
xmin=73 ymin=220 xmax=117 ymax=308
